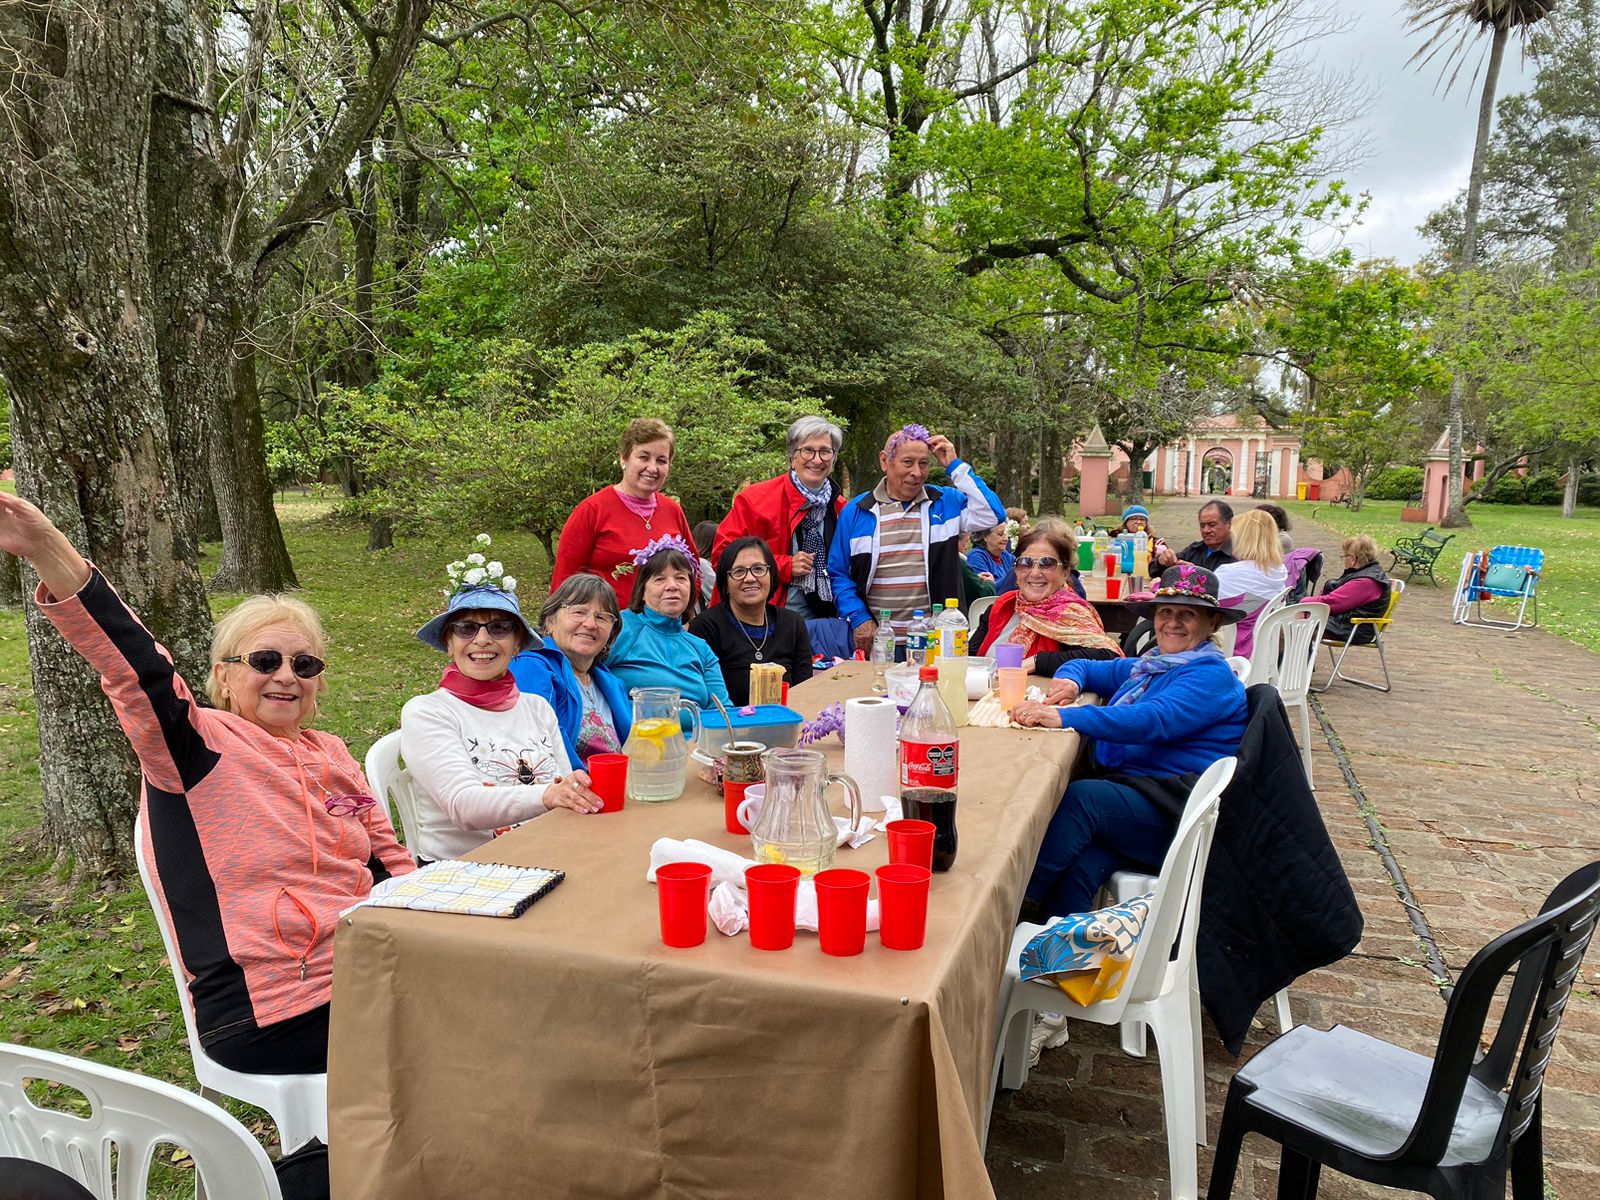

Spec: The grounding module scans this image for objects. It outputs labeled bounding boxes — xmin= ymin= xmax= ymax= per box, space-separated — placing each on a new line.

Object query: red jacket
xmin=713 ymin=473 xmax=845 ymax=607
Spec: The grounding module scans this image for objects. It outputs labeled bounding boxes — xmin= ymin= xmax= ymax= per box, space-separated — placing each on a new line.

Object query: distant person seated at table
xmin=509 ymin=573 xmax=634 ymax=768
xmin=688 ymin=537 xmax=814 ymax=705
xmin=404 ymin=561 xmax=604 ymax=862
xmin=1256 ymin=503 xmax=1294 ymax=554
xmin=966 ymin=522 xmax=1015 ymax=585
xmin=692 ymin=520 xmax=720 ymax=602
xmin=1011 ymin=564 xmax=1248 ymax=919
xmin=971 ymin=527 xmax=1121 ymax=676
xmin=1214 ymin=509 xmax=1288 ymax=658
xmin=1006 ymin=507 xmax=1032 ymax=539
xmin=1320 ymin=534 xmax=1392 ymax=646
xmin=1113 ymin=504 xmax=1168 ymax=562
xmin=1154 ymin=500 xmax=1236 ymax=572
xmin=0 ymin=490 xmax=413 ymax=1075
xmin=608 ymin=535 xmax=733 ymax=709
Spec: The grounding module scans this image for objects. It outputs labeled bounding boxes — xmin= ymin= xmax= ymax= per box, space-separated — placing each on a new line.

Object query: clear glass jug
xmin=623 ymin=688 xmax=702 ymax=803
xmin=748 ymin=747 xmax=863 ymax=877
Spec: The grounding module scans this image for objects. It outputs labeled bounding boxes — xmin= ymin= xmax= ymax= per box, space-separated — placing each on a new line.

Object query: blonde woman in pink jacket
xmin=0 ymin=491 xmax=413 ymax=1074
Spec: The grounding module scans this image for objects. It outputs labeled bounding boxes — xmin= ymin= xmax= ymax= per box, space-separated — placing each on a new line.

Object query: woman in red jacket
xmin=712 ymin=416 xmax=846 ymax=619
xmin=551 ymin=418 xmax=697 ymax=611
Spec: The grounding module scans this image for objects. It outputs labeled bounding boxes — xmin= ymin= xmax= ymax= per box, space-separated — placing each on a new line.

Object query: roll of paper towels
xmin=844 ymin=696 xmax=900 ymax=813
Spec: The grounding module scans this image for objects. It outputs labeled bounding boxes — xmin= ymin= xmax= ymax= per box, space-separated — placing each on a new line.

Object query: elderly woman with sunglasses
xmin=0 ymin=491 xmax=412 ymax=1076
xmin=509 ymin=573 xmax=634 ymax=767
xmin=688 ymin=537 xmax=814 ymax=705
xmin=971 ymin=527 xmax=1121 ymax=674
xmin=403 ymin=563 xmax=604 ymax=864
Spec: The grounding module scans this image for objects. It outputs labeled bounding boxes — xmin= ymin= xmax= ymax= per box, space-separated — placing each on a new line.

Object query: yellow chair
xmin=1313 ymin=579 xmax=1405 ymax=693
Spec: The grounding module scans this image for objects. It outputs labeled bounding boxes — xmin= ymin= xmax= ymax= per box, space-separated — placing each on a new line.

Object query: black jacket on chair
xmin=1199 ymin=685 xmax=1364 ymax=1054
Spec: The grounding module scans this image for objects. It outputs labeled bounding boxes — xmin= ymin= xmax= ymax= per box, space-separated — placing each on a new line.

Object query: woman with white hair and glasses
xmin=0 ymin=491 xmax=412 ymax=1075
xmin=713 ymin=415 xmax=846 ymax=619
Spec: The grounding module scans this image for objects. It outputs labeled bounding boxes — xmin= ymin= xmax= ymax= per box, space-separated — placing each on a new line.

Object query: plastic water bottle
xmin=899 ymin=666 xmax=959 ymax=871
xmin=906 ymin=609 xmax=931 ymax=667
xmin=870 ymin=608 xmax=895 ymax=693
xmin=925 ymin=602 xmax=945 ymax=667
xmin=935 ymin=598 xmax=969 ymax=659
xmin=1132 ymin=531 xmax=1150 ymax=589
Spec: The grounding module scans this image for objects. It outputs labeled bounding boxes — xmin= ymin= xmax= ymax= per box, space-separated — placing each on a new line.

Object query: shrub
xmin=1484 ymin=473 xmax=1526 ymax=504
xmin=1365 ymin=465 xmax=1424 ymax=500
xmin=1522 ymin=470 xmax=1563 ymax=506
xmin=1578 ymin=473 xmax=1600 ymax=508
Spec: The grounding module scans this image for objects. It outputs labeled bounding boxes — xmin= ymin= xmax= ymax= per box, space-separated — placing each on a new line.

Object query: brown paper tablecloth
xmin=329 ymin=662 xmax=1078 ymax=1199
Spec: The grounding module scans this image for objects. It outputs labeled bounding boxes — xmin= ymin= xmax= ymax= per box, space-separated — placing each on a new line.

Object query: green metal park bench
xmin=1390 ymin=527 xmax=1454 ymax=586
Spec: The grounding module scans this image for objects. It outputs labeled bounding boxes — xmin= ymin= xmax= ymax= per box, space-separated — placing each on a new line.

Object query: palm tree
xmin=1406 ymin=0 xmax=1559 ymax=527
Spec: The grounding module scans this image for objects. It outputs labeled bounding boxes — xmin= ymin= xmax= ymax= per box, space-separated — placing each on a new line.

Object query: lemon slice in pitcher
xmin=627 ymin=718 xmax=679 ymax=765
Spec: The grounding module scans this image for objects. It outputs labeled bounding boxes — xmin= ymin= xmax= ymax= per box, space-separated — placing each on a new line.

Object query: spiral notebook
xmin=365 ymin=859 xmax=565 ymax=918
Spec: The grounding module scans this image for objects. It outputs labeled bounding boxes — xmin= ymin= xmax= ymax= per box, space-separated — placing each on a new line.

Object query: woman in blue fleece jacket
xmin=1011 ymin=564 xmax=1248 ymax=918
xmin=606 ymin=537 xmax=733 ymax=710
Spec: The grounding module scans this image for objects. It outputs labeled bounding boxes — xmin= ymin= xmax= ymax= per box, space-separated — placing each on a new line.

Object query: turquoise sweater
xmin=608 ymin=607 xmax=733 ymax=710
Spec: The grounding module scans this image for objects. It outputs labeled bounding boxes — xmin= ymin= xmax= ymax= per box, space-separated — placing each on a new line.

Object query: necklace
xmin=731 ymin=609 xmax=771 ymax=661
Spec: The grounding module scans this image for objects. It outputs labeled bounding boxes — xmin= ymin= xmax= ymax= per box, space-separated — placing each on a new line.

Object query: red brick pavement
xmin=986 ymin=498 xmax=1600 ymax=1199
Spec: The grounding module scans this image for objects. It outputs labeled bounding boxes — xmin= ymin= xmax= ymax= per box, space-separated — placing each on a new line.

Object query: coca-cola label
xmin=901 ymin=741 xmax=959 ymax=788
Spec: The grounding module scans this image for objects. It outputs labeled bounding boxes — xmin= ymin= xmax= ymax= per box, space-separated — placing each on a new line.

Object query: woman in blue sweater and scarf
xmin=607 ymin=535 xmax=733 ymax=710
xmin=1011 ymin=564 xmax=1248 ymax=918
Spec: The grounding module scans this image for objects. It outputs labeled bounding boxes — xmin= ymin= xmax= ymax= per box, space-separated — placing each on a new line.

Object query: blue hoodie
xmin=607 ymin=607 xmax=733 ymax=711
xmin=508 ymin=638 xmax=634 ymax=767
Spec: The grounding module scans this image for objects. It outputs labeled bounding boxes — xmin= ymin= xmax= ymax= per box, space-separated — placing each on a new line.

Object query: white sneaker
xmin=1027 ymin=1012 xmax=1070 ymax=1067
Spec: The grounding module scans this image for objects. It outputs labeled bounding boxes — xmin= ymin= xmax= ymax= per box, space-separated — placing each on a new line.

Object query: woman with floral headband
xmin=0 ymin=490 xmax=412 ymax=1074
xmin=551 ymin=417 xmax=697 ymax=610
xmin=403 ymin=540 xmax=604 ymax=863
xmin=607 ymin=535 xmax=733 ymax=709
xmin=1011 ymin=563 xmax=1248 ymax=919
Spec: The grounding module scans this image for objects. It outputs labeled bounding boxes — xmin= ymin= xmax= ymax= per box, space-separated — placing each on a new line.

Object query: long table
xmin=329 ymin=662 xmax=1080 ymax=1199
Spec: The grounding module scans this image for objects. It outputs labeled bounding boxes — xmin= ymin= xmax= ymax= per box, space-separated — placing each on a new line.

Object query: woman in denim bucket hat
xmin=402 ymin=538 xmax=604 ymax=862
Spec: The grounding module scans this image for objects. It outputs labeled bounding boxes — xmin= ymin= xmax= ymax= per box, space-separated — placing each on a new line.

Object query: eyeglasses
xmin=324 ymin=793 xmax=376 ymax=817
xmin=729 ymin=564 xmax=771 ymax=580
xmin=560 ymin=605 xmax=618 ymax=629
xmin=445 ymin=617 xmax=521 ymax=640
xmin=795 ymin=447 xmax=835 ymax=461
xmin=1016 ymin=556 xmax=1062 ymax=571
xmin=223 ymin=650 xmax=326 ymax=679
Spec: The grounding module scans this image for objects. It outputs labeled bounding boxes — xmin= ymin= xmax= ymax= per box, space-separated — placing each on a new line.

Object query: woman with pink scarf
xmin=972 ymin=527 xmax=1122 ymax=672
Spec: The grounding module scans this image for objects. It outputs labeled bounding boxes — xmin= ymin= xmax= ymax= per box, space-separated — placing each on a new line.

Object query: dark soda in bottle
xmin=899 ymin=665 xmax=959 ymax=871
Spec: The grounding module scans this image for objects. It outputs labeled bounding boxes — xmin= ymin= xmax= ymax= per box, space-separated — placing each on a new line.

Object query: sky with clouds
xmin=1318 ymin=0 xmax=1537 ymax=265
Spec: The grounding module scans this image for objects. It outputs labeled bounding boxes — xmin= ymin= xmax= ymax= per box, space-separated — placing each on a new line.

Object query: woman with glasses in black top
xmin=688 ymin=537 xmax=815 ymax=705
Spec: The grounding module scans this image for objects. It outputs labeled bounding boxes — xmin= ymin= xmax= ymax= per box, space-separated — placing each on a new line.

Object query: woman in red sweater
xmin=551 ymin=418 xmax=696 ymax=611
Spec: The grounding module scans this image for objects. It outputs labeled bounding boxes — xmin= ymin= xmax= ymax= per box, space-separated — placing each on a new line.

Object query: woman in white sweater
xmin=402 ymin=560 xmax=604 ymax=861
xmin=1213 ymin=508 xmax=1288 ymax=603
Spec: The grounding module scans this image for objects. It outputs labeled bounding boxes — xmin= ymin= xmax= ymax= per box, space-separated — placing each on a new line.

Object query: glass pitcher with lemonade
xmin=747 ymin=747 xmax=863 ymax=876
xmin=623 ymin=688 xmax=702 ymax=802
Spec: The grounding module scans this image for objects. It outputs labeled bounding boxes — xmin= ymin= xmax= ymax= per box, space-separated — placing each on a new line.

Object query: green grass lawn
xmin=0 ymin=496 xmax=550 ymax=1177
xmin=1273 ymin=499 xmax=1600 ymax=654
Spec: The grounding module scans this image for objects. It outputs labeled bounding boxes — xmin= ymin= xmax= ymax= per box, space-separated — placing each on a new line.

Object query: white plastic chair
xmin=1224 ymin=655 xmax=1251 ymax=682
xmin=132 ymin=817 xmax=327 ymax=1153
xmin=0 ymin=1042 xmax=281 ymax=1200
xmin=966 ymin=593 xmax=997 ymax=632
xmin=1246 ymin=602 xmax=1330 ymax=788
xmin=990 ymin=756 xmax=1237 ymax=1200
xmin=364 ymin=729 xmax=424 ymax=860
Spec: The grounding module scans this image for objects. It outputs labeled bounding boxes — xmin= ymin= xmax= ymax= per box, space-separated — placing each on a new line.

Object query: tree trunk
xmin=1562 ymin=457 xmax=1579 ymax=518
xmin=0 ymin=552 xmax=21 ymax=609
xmin=1444 ymin=25 xmax=1509 ymax=529
xmin=367 ymin=513 xmax=395 ymax=551
xmin=0 ymin=0 xmax=214 ymax=876
xmin=1039 ymin=425 xmax=1063 ymax=516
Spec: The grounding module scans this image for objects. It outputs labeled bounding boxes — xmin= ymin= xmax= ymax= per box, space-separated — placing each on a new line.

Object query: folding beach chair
xmin=1454 ymin=544 xmax=1543 ymax=632
xmin=1313 ymin=581 xmax=1405 ymax=694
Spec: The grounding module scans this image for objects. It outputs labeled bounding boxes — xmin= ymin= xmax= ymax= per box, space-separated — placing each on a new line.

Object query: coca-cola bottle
xmin=899 ymin=665 xmax=959 ymax=871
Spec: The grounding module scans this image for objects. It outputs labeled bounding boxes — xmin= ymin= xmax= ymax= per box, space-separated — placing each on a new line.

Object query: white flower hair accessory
xmin=443 ymin=534 xmax=517 ymax=596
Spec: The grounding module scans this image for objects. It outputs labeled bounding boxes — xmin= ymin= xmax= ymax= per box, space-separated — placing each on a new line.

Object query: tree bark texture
xmin=0 ymin=0 xmax=215 ymax=874
xmin=1562 ymin=457 xmax=1579 ymax=519
xmin=1038 ymin=424 xmax=1063 ymax=517
xmin=0 ymin=551 xmax=21 ymax=609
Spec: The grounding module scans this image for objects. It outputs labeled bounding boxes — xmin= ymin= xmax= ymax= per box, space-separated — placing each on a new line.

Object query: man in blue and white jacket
xmin=828 ymin=423 xmax=1006 ymax=653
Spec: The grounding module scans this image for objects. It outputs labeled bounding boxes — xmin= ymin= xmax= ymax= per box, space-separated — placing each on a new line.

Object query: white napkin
xmin=873 ymin=796 xmax=904 ymax=830
xmin=710 ymin=879 xmax=881 ymax=937
xmin=833 ymin=814 xmax=877 ymax=849
xmin=647 ymin=838 xmax=757 ymax=889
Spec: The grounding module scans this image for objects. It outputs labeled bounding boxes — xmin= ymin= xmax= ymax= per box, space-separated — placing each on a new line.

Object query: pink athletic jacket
xmin=39 ymin=571 xmax=414 ymax=1044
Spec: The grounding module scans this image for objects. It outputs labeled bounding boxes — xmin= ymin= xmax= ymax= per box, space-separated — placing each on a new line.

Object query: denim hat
xmin=1122 ymin=563 xmax=1246 ymax=625
xmin=415 ymin=585 xmax=536 ymax=651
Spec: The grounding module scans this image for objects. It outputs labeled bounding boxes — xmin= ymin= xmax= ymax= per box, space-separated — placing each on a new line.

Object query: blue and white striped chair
xmin=1455 ymin=544 xmax=1543 ymax=632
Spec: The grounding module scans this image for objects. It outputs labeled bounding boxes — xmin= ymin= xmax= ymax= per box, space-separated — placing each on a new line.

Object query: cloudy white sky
xmin=1315 ymin=0 xmax=1537 ymax=265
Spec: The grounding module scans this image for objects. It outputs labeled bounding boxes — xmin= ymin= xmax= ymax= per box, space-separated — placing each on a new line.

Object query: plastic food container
xmin=695 ymin=705 xmax=805 ymax=759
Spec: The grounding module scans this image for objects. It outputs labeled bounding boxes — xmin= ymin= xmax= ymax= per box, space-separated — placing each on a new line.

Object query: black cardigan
xmin=686 ymin=604 xmax=814 ymax=705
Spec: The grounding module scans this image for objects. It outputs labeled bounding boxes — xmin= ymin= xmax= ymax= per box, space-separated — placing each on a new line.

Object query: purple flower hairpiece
xmin=885 ymin=423 xmax=933 ymax=457
xmin=630 ymin=533 xmax=694 ymax=567
xmin=799 ymin=701 xmax=846 ymax=747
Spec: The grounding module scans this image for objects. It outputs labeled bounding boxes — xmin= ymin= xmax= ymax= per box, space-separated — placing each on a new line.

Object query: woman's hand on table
xmin=1010 ymin=701 xmax=1063 ymax=729
xmin=545 ymin=771 xmax=604 ymax=814
xmin=1043 ymin=678 xmax=1080 ymax=705
xmin=1020 ymin=656 xmax=1038 ymax=675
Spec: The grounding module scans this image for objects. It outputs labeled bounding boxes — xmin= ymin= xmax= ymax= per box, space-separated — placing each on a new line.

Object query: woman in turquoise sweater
xmin=1011 ymin=564 xmax=1248 ymax=918
xmin=607 ymin=536 xmax=733 ymax=710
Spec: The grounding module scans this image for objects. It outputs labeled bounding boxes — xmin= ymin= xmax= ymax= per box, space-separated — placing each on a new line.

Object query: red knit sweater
xmin=551 ymin=486 xmax=696 ymax=610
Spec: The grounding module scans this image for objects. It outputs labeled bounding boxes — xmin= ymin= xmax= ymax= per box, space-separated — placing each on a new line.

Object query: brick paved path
xmin=986 ymin=498 xmax=1600 ymax=1199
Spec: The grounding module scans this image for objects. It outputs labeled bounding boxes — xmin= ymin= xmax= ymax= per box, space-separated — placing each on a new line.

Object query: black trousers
xmin=204 ymin=1002 xmax=330 ymax=1074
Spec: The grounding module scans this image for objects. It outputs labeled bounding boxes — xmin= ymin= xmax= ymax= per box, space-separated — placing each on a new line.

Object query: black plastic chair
xmin=1206 ymin=861 xmax=1600 ymax=1200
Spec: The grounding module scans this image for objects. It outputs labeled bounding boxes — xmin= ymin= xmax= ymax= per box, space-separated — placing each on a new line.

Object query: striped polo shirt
xmin=864 ymin=479 xmax=932 ymax=626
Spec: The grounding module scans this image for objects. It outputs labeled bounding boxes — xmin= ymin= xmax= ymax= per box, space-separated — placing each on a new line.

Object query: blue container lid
xmin=702 ymin=704 xmax=804 ymax=731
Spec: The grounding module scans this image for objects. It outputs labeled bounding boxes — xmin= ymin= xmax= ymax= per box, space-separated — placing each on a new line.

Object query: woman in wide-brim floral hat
xmin=401 ymin=536 xmax=604 ymax=863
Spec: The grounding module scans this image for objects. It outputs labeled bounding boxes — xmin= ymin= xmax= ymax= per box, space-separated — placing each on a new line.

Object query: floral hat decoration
xmin=1121 ymin=563 xmax=1246 ymax=625
xmin=612 ymin=532 xmax=696 ymax=581
xmin=415 ymin=533 xmax=538 ymax=651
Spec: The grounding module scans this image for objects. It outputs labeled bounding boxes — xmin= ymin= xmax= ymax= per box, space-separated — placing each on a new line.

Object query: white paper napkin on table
xmin=708 ymin=879 xmax=881 ymax=937
xmin=646 ymin=838 xmax=757 ymax=889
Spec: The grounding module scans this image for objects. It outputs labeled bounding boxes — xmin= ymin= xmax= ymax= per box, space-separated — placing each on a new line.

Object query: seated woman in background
xmin=404 ymin=561 xmax=603 ymax=862
xmin=688 ymin=537 xmax=814 ymax=705
xmin=509 ymin=573 xmax=633 ymax=767
xmin=1256 ymin=503 xmax=1293 ymax=554
xmin=608 ymin=536 xmax=733 ymax=709
xmin=1011 ymin=564 xmax=1247 ymax=919
xmin=0 ymin=491 xmax=412 ymax=1075
xmin=1320 ymin=534 xmax=1392 ymax=645
xmin=1214 ymin=508 xmax=1288 ymax=657
xmin=973 ymin=526 xmax=1120 ymax=674
xmin=966 ymin=522 xmax=1015 ymax=585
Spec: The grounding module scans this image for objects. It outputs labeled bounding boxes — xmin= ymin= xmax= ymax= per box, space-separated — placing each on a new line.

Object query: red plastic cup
xmin=1103 ymin=553 xmax=1119 ymax=577
xmin=1105 ymin=576 xmax=1123 ymax=600
xmin=876 ymin=864 xmax=932 ymax=951
xmin=587 ymin=753 xmax=629 ymax=813
xmin=657 ymin=862 xmax=712 ymax=947
xmin=886 ymin=819 xmax=936 ymax=871
xmin=724 ymin=780 xmax=755 ymax=835
xmin=814 ymin=868 xmax=870 ymax=957
xmin=745 ymin=864 xmax=801 ymax=950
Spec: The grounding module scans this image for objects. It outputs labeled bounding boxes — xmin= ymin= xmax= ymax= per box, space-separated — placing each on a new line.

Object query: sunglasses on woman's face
xmin=446 ymin=617 xmax=521 ymax=640
xmin=223 ymin=650 xmax=327 ymax=679
xmin=1016 ymin=556 xmax=1062 ymax=570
